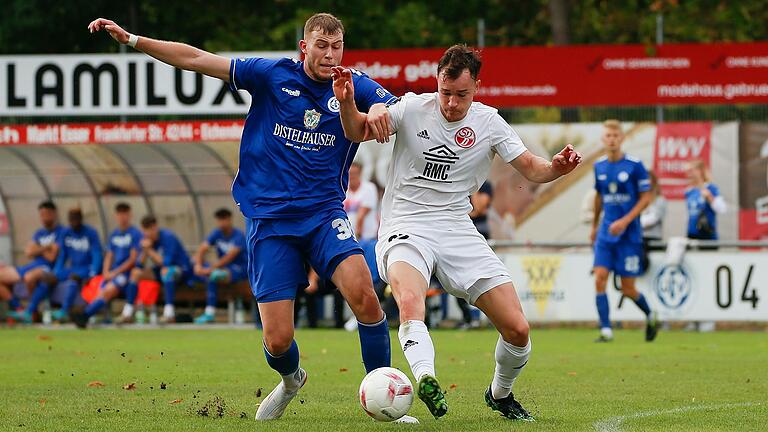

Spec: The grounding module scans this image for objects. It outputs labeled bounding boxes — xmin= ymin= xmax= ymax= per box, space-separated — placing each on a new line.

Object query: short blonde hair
xmin=603 ymin=119 xmax=623 ymax=134
xmin=304 ymin=13 xmax=344 ymax=37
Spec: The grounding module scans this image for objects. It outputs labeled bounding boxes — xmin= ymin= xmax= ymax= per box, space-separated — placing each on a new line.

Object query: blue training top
xmin=108 ymin=226 xmax=142 ymax=271
xmin=30 ymin=225 xmax=66 ymax=266
xmin=206 ymin=227 xmax=247 ymax=268
xmin=685 ymin=183 xmax=720 ymax=239
xmin=228 ymin=57 xmax=396 ymax=219
xmin=54 ymin=224 xmax=103 ymax=277
xmin=594 ymin=155 xmax=651 ymax=244
xmin=154 ymin=228 xmax=191 ymax=270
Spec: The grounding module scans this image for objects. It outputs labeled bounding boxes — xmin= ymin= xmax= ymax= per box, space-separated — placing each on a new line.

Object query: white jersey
xmin=380 ymin=92 xmax=527 ymax=233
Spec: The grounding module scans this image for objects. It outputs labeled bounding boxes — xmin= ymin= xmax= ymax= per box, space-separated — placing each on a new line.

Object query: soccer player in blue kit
xmin=73 ymin=202 xmax=141 ymax=328
xmin=89 ymin=13 xmax=408 ymax=421
xmin=192 ymin=208 xmax=248 ymax=324
xmin=136 ymin=215 xmax=193 ymax=323
xmin=50 ymin=208 xmax=103 ymax=322
xmin=3 ymin=201 xmax=64 ymax=321
xmin=590 ymin=120 xmax=659 ymax=343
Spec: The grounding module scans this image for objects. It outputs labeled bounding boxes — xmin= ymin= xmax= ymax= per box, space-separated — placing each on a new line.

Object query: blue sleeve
xmin=352 ymin=73 xmax=397 ymax=113
xmin=635 ymin=162 xmax=651 ymax=193
xmin=89 ymin=229 xmax=103 ymax=277
xmin=593 ymin=166 xmax=599 ymax=192
xmin=32 ymin=229 xmax=43 ymax=244
xmin=206 ymin=230 xmax=219 ymax=246
xmin=234 ymin=230 xmax=246 ymax=250
xmin=52 ymin=235 xmax=67 ymax=275
xmin=708 ymin=184 xmax=720 ymax=197
xmin=160 ymin=234 xmax=180 ymax=267
xmin=132 ymin=229 xmax=143 ymax=252
xmin=228 ymin=57 xmax=277 ymax=94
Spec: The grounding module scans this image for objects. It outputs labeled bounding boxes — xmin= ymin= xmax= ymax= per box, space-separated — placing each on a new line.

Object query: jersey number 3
xmin=332 ymin=218 xmax=355 ymax=241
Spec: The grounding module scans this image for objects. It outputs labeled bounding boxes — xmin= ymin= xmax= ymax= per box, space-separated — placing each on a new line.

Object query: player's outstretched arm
xmin=88 ymin=18 xmax=230 ymax=82
xmin=511 ymin=144 xmax=582 ymax=183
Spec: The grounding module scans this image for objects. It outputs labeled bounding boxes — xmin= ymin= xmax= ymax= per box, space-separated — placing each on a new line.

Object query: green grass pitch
xmin=0 ymin=328 xmax=765 ymax=431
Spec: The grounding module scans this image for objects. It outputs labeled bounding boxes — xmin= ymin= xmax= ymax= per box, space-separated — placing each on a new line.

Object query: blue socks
xmin=163 ymin=281 xmax=176 ymax=306
xmin=357 ymin=314 xmax=391 ymax=373
xmin=264 ymin=339 xmax=300 ymax=376
xmin=206 ymin=280 xmax=218 ymax=307
xmin=633 ymin=293 xmax=652 ymax=317
xmin=85 ymin=298 xmax=106 ymax=318
xmin=125 ymin=281 xmax=138 ymax=306
xmin=595 ymin=293 xmax=611 ymax=329
xmin=61 ymin=280 xmax=80 ymax=311
xmin=25 ymin=282 xmax=50 ymax=314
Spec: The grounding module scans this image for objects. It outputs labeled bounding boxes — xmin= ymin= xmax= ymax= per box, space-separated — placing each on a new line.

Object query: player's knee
xmin=23 ymin=272 xmax=37 ymax=286
xmin=263 ymin=332 xmax=294 ymax=356
xmin=350 ymin=290 xmax=382 ymax=322
xmin=501 ymin=319 xmax=530 ymax=346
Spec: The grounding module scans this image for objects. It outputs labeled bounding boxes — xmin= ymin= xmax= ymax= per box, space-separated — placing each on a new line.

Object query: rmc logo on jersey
xmin=418 ymin=145 xmax=459 ymax=183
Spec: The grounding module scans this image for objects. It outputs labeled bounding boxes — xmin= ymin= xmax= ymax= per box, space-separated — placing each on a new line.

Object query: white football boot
xmin=255 ymin=368 xmax=308 ymax=420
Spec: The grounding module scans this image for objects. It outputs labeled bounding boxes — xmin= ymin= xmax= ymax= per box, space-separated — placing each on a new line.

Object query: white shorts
xmin=376 ymin=219 xmax=512 ymax=305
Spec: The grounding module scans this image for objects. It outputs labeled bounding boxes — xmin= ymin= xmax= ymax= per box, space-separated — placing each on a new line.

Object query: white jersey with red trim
xmin=380 ymin=92 xmax=527 ymax=233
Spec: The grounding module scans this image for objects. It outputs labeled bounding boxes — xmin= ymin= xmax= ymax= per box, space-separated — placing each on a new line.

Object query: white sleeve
xmin=386 ymin=93 xmax=412 ymax=134
xmin=711 ymin=196 xmax=727 ymax=214
xmin=490 ymin=114 xmax=527 ymax=163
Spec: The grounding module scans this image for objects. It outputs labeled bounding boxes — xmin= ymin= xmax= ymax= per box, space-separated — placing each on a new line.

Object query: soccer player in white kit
xmin=331 ymin=45 xmax=581 ymax=421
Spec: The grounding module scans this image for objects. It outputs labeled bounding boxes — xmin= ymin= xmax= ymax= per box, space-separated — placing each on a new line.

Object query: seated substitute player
xmin=135 ymin=215 xmax=193 ymax=324
xmin=589 ymin=120 xmax=658 ymax=343
xmin=17 ymin=208 xmax=103 ymax=323
xmin=331 ymin=45 xmax=582 ymax=421
xmin=72 ymin=202 xmax=141 ymax=328
xmin=192 ymin=208 xmax=248 ymax=324
xmin=5 ymin=200 xmax=65 ymax=321
xmin=50 ymin=208 xmax=103 ymax=322
xmin=89 ymin=13 xmax=414 ymax=423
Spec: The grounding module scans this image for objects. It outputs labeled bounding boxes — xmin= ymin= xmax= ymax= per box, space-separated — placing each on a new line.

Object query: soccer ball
xmin=358 ymin=367 xmax=414 ymax=421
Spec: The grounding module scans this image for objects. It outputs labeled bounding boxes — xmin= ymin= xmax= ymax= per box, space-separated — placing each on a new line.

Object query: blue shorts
xmin=101 ymin=271 xmax=131 ymax=292
xmin=246 ymin=208 xmax=362 ymax=303
xmin=16 ymin=260 xmax=51 ymax=278
xmin=55 ymin=266 xmax=91 ymax=282
xmin=593 ymin=240 xmax=643 ymax=277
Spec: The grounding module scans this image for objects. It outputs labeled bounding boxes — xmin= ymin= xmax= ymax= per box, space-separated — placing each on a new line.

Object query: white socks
xmin=398 ymin=320 xmax=435 ymax=382
xmin=204 ymin=306 xmax=216 ymax=316
xmin=121 ymin=303 xmax=134 ymax=318
xmin=601 ymin=327 xmax=614 ymax=339
xmin=282 ymin=368 xmax=304 ymax=392
xmin=163 ymin=304 xmax=175 ymax=318
xmin=491 ymin=336 xmax=531 ymax=400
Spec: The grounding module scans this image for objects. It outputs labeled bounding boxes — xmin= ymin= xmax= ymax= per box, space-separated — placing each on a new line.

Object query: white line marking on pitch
xmin=593 ymin=401 xmax=764 ymax=432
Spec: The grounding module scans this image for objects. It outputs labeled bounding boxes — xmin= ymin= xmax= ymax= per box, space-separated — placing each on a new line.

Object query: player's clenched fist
xmin=88 ymin=18 xmax=130 ymax=44
xmin=551 ymin=144 xmax=582 ymax=175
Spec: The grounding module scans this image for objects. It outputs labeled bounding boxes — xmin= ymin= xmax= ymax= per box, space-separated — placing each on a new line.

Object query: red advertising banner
xmin=653 ymin=122 xmax=712 ymax=200
xmin=0 ymin=120 xmax=244 ymax=146
xmin=343 ymin=42 xmax=768 ymax=107
xmin=739 ymin=123 xmax=768 ymax=240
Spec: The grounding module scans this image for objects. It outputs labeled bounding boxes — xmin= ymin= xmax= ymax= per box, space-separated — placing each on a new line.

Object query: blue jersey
xmin=30 ymin=225 xmax=65 ymax=266
xmin=594 ymin=155 xmax=651 ymax=244
xmin=54 ymin=224 xmax=103 ymax=277
xmin=228 ymin=57 xmax=396 ymax=219
xmin=154 ymin=228 xmax=191 ymax=270
xmin=108 ymin=226 xmax=142 ymax=271
xmin=206 ymin=228 xmax=247 ymax=268
xmin=685 ymin=184 xmax=720 ymax=239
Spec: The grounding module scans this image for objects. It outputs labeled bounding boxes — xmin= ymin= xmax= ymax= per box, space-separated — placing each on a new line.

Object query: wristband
xmin=127 ymin=33 xmax=139 ymax=48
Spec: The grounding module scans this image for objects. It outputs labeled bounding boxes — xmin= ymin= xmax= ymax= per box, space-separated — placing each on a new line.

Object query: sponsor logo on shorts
xmin=387 ymin=233 xmax=410 ymax=242
xmin=455 ymin=126 xmax=476 ymax=148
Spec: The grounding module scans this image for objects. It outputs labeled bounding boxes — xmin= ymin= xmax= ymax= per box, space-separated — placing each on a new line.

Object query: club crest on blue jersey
xmin=304 ymin=109 xmax=321 ymax=130
xmin=327 ymin=97 xmax=340 ymax=113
